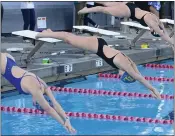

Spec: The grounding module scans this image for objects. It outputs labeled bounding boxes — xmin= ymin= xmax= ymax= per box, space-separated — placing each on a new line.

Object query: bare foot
xmin=46 ymin=29 xmax=53 ymax=33
xmin=78 ymin=7 xmax=88 ymax=14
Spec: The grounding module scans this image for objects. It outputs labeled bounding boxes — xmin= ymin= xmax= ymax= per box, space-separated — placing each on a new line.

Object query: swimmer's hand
xmin=35 ymin=29 xmax=53 ymax=39
xmin=151 ymin=88 xmax=161 ymax=99
xmin=64 ymin=119 xmax=76 ymax=134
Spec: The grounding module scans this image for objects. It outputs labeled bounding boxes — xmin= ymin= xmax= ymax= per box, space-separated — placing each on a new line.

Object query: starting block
xmin=12 ymin=30 xmax=62 ymax=64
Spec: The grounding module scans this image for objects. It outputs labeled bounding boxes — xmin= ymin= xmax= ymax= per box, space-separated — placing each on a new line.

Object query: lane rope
xmin=145 ymin=64 xmax=174 ymax=69
xmin=98 ymin=73 xmax=174 ymax=83
xmin=1 ymin=106 xmax=173 ymax=125
xmin=49 ymin=86 xmax=174 ymax=100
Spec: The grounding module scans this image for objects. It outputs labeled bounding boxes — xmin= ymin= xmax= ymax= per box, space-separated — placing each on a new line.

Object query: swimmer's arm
xmin=149 ymin=6 xmax=159 ymax=17
xmin=125 ymin=70 xmax=161 ymax=99
xmin=152 ymin=22 xmax=174 ymax=46
xmin=45 ymin=87 xmax=69 ymax=121
xmin=31 ymin=90 xmax=65 ymax=126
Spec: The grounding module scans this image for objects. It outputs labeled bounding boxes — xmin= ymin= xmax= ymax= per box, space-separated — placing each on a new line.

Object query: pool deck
xmin=1 ymin=29 xmax=174 ymax=92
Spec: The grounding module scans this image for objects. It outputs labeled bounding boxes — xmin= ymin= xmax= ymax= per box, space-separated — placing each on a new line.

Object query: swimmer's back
xmin=1 ymin=53 xmax=26 ymax=75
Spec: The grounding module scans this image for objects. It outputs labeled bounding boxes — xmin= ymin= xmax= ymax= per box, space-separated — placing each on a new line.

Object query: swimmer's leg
xmin=22 ymin=77 xmax=65 ymax=126
xmin=78 ymin=4 xmax=130 ymax=18
xmin=36 ymin=31 xmax=99 ymax=53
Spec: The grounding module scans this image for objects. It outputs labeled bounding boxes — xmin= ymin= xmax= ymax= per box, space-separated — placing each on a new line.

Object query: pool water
xmin=1 ymin=59 xmax=174 ymax=135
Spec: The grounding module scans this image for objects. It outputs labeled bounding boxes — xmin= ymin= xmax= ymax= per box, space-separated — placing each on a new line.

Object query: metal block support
xmin=130 ymin=29 xmax=147 ymax=48
xmin=121 ymin=18 xmax=130 ymax=33
xmin=170 ymin=31 xmax=174 ymax=38
xmin=26 ymin=41 xmax=45 ymax=63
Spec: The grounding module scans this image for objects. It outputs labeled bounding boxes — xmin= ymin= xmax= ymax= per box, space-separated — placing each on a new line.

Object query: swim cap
xmin=34 ymin=95 xmax=53 ymax=111
xmin=148 ymin=2 xmax=161 ymax=11
xmin=121 ymin=72 xmax=136 ymax=83
xmin=163 ymin=110 xmax=174 ymax=120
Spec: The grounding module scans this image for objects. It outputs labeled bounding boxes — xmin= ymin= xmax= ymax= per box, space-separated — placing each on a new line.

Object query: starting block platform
xmin=12 ymin=30 xmax=62 ymax=64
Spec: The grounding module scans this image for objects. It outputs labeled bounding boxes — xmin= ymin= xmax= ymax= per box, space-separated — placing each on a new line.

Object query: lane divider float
xmin=145 ymin=64 xmax=174 ymax=69
xmin=49 ymin=86 xmax=174 ymax=100
xmin=98 ymin=73 xmax=174 ymax=83
xmin=1 ymin=106 xmax=173 ymax=125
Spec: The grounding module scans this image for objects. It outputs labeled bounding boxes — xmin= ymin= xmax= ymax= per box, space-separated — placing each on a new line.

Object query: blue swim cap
xmin=34 ymin=95 xmax=53 ymax=111
xmin=121 ymin=72 xmax=136 ymax=83
xmin=148 ymin=2 xmax=161 ymax=11
xmin=163 ymin=110 xmax=174 ymax=120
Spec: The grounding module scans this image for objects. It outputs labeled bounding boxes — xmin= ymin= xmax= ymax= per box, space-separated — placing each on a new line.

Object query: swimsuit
xmin=2 ymin=57 xmax=46 ymax=94
xmin=126 ymin=2 xmax=149 ymax=27
xmin=134 ymin=1 xmax=150 ymax=12
xmin=96 ymin=38 xmax=120 ymax=69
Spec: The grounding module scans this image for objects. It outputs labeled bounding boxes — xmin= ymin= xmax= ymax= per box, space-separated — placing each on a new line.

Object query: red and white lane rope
xmin=98 ymin=73 xmax=174 ymax=83
xmin=145 ymin=64 xmax=174 ymax=69
xmin=1 ymin=106 xmax=173 ymax=125
xmin=49 ymin=86 xmax=174 ymax=100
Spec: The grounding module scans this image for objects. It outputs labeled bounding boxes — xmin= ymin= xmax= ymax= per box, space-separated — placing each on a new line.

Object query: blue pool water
xmin=2 ymin=59 xmax=174 ymax=135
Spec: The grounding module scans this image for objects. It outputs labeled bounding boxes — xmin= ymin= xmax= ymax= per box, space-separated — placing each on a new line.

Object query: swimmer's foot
xmin=46 ymin=29 xmax=53 ymax=33
xmin=78 ymin=7 xmax=89 ymax=14
xmin=35 ymin=29 xmax=53 ymax=39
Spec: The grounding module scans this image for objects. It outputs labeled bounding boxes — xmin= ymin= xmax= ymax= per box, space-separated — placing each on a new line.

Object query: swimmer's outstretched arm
xmin=45 ymin=87 xmax=68 ymax=119
xmin=150 ymin=22 xmax=174 ymax=46
xmin=45 ymin=87 xmax=76 ymax=133
xmin=116 ymin=59 xmax=161 ymax=99
xmin=159 ymin=23 xmax=174 ymax=47
xmin=28 ymin=84 xmax=72 ymax=132
xmin=31 ymin=90 xmax=65 ymax=125
xmin=121 ymin=67 xmax=161 ymax=99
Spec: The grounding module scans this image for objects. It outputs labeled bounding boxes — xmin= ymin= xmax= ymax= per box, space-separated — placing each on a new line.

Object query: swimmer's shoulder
xmin=2 ymin=52 xmax=16 ymax=62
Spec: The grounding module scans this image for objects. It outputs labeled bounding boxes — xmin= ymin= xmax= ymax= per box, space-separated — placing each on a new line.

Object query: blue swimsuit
xmin=2 ymin=57 xmax=54 ymax=110
xmin=2 ymin=57 xmax=44 ymax=94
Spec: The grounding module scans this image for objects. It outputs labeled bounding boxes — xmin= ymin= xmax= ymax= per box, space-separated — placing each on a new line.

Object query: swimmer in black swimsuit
xmin=78 ymin=2 xmax=174 ymax=49
xmin=1 ymin=53 xmax=76 ymax=134
xmin=36 ymin=29 xmax=161 ymax=99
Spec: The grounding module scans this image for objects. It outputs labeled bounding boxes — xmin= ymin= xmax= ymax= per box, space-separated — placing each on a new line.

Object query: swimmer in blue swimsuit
xmin=78 ymin=2 xmax=174 ymax=48
xmin=1 ymin=53 xmax=76 ymax=134
xmin=36 ymin=29 xmax=161 ymax=99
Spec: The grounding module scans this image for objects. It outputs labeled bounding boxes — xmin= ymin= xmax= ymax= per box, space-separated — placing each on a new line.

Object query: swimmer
xmin=1 ymin=53 xmax=76 ymax=134
xmin=78 ymin=2 xmax=174 ymax=48
xmin=36 ymin=29 xmax=161 ymax=99
xmin=135 ymin=1 xmax=161 ymax=17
